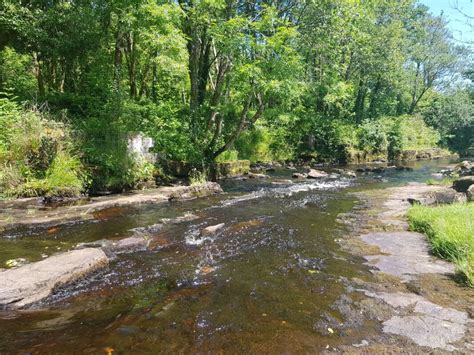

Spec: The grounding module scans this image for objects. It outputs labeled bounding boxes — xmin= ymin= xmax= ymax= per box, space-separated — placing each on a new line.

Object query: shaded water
xmin=0 ymin=159 xmax=456 ymax=353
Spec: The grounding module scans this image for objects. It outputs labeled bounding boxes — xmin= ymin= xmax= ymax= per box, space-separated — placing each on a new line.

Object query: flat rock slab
xmin=361 ymin=231 xmax=454 ymax=281
xmin=362 ymin=290 xmax=470 ymax=350
xmin=0 ymin=248 xmax=108 ymax=308
xmin=106 ymin=236 xmax=150 ymax=254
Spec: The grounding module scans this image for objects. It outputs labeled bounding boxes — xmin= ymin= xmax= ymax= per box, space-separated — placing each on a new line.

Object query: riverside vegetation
xmin=0 ymin=0 xmax=472 ymax=197
xmin=409 ymin=203 xmax=474 ymax=285
xmin=2 ymin=2 xmax=474 ymax=351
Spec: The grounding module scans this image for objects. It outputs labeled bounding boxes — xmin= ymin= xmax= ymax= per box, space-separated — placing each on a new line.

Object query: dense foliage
xmin=0 ymin=0 xmax=472 ymax=193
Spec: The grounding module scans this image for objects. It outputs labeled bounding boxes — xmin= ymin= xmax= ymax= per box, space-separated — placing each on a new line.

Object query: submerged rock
xmin=248 ymin=172 xmax=269 ymax=179
xmin=161 ymin=213 xmax=199 ymax=224
xmin=0 ymin=248 xmax=108 ymax=308
xmin=201 ymin=223 xmax=225 ymax=236
xmin=306 ymin=169 xmax=328 ymax=179
xmin=4 ymin=258 xmax=28 ymax=268
xmin=395 ymin=166 xmax=414 ymax=171
xmin=292 ymin=172 xmax=307 ymax=179
xmin=106 ymin=236 xmax=150 ymax=254
xmin=342 ymin=170 xmax=357 ymax=178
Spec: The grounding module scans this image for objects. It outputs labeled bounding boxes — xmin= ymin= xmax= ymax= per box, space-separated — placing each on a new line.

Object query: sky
xmin=419 ymin=0 xmax=473 ymax=44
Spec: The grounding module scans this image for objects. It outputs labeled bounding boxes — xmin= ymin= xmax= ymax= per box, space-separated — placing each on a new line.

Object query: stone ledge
xmin=0 ymin=248 xmax=108 ymax=309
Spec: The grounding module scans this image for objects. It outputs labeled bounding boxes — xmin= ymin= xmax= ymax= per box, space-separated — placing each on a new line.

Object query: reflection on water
xmin=0 ymin=159 xmax=457 ymax=353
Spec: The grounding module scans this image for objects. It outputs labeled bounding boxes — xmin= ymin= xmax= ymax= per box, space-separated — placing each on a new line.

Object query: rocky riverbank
xmin=0 ymin=182 xmax=223 ymax=233
xmin=0 ymin=182 xmax=223 ymax=309
xmin=336 ymin=183 xmax=474 ymax=352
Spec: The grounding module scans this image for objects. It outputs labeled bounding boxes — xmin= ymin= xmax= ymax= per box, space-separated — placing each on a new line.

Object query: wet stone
xmin=201 ymin=223 xmax=225 ymax=236
xmin=0 ymin=248 xmax=108 ymax=308
xmin=361 ymin=231 xmax=454 ymax=281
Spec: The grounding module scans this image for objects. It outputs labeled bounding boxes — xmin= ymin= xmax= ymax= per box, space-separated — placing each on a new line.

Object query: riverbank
xmin=337 ymin=183 xmax=474 ymax=352
xmin=0 ymin=182 xmax=222 ymax=233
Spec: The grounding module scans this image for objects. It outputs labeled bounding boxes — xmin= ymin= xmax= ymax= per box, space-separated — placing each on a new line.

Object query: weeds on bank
xmin=426 ymin=177 xmax=454 ymax=186
xmin=189 ymin=168 xmax=208 ymax=186
xmin=408 ymin=203 xmax=474 ymax=286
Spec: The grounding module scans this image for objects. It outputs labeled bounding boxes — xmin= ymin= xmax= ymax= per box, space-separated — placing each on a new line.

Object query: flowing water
xmin=0 ymin=160 xmax=457 ymax=353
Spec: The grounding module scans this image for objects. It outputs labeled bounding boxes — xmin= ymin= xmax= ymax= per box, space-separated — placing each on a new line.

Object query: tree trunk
xmin=354 ymin=79 xmax=367 ymax=123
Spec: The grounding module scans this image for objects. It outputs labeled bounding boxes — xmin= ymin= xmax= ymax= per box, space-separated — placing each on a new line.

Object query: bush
xmin=357 ymin=120 xmax=388 ymax=153
xmin=0 ymin=98 xmax=85 ymax=198
xmin=398 ymin=115 xmax=440 ymax=150
xmin=296 ymin=118 xmax=356 ymax=163
xmin=216 ymin=150 xmax=239 ymax=162
xmin=189 ymin=168 xmax=208 ymax=186
xmin=235 ymin=127 xmax=294 ymax=162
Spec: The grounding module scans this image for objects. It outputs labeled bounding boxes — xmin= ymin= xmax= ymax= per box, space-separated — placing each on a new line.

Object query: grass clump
xmin=426 ymin=177 xmax=454 ymax=186
xmin=408 ymin=202 xmax=474 ymax=286
xmin=189 ymin=168 xmax=208 ymax=186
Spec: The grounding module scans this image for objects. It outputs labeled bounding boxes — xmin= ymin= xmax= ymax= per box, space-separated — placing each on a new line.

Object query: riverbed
xmin=0 ymin=159 xmax=471 ymax=353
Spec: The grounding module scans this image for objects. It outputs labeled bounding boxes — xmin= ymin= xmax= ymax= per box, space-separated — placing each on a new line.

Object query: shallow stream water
xmin=0 ymin=159 xmax=457 ymax=353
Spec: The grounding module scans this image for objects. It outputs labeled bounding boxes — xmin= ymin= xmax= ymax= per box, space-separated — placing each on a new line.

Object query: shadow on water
xmin=0 ymin=158 xmax=458 ymax=353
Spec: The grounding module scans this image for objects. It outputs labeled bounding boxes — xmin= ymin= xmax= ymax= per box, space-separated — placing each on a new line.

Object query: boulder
xmin=168 ymin=182 xmax=223 ymax=201
xmin=0 ymin=248 xmax=108 ymax=308
xmin=467 ymin=185 xmax=474 ymax=202
xmin=292 ymin=172 xmax=307 ymax=179
xmin=248 ymin=172 xmax=269 ymax=179
xmin=433 ymin=190 xmax=467 ymax=204
xmin=454 ymin=161 xmax=474 ymax=177
xmin=201 ymin=223 xmax=225 ymax=236
xmin=407 ymin=196 xmax=436 ymax=206
xmin=407 ymin=190 xmax=467 ymax=206
xmin=453 ymin=176 xmax=474 ymax=192
xmin=342 ymin=170 xmax=357 ymax=178
xmin=307 ymin=169 xmax=328 ymax=179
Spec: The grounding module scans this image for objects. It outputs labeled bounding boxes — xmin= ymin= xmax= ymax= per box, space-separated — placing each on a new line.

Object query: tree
xmin=404 ymin=5 xmax=461 ymax=114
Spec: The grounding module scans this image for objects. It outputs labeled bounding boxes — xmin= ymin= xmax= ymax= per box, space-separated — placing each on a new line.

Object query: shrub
xmin=235 ymin=127 xmax=294 ymax=162
xmin=357 ymin=120 xmax=388 ymax=153
xmin=126 ymin=157 xmax=157 ymax=189
xmin=0 ymin=98 xmax=85 ymax=198
xmin=216 ymin=150 xmax=239 ymax=162
xmin=398 ymin=115 xmax=440 ymax=150
xmin=189 ymin=168 xmax=208 ymax=186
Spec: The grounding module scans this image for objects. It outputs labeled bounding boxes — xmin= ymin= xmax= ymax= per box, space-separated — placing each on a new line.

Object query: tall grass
xmin=425 ymin=177 xmax=454 ymax=186
xmin=0 ymin=98 xmax=85 ymax=198
xmin=408 ymin=203 xmax=474 ymax=286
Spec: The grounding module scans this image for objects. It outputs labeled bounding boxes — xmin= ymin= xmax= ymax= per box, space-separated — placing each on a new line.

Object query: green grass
xmin=408 ymin=202 xmax=474 ymax=286
xmin=426 ymin=177 xmax=454 ymax=186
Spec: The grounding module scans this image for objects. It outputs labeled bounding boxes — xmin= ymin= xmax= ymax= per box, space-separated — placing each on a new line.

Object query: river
xmin=0 ymin=159 xmax=465 ymax=353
